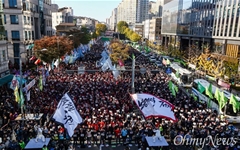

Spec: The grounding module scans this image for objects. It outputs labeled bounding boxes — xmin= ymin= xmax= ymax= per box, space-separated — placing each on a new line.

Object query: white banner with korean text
xmin=131 ymin=93 xmax=177 ymax=122
xmin=53 ymin=93 xmax=83 ymax=137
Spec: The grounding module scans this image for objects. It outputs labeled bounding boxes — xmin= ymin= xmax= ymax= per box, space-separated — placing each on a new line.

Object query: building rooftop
xmin=57 ymin=23 xmax=76 ymax=26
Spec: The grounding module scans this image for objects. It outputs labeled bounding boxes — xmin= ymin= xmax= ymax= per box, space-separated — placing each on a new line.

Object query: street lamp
xmin=129 ymin=53 xmax=145 ymax=94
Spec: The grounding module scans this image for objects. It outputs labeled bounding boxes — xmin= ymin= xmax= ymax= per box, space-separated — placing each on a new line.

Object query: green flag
xmin=229 ymin=94 xmax=240 ymax=113
xmin=168 ymin=81 xmax=176 ymax=97
xmin=220 ymin=91 xmax=228 ymax=110
xmin=197 ymin=82 xmax=205 ymax=94
xmin=145 ymin=46 xmax=150 ymax=53
xmin=20 ymin=89 xmax=25 ymax=107
xmin=205 ymin=83 xmax=213 ymax=99
xmin=214 ymin=88 xmax=221 ymax=103
xmin=175 ymin=70 xmax=180 ymax=78
xmin=39 ymin=75 xmax=43 ymax=91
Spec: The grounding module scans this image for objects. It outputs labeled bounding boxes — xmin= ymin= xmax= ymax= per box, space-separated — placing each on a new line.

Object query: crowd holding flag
xmin=214 ymin=88 xmax=221 ymax=102
xmin=131 ymin=93 xmax=177 ymax=122
xmin=229 ymin=94 xmax=240 ymax=113
xmin=39 ymin=75 xmax=43 ymax=91
xmin=20 ymin=90 xmax=25 ymax=107
xmin=168 ymin=81 xmax=177 ymax=97
xmin=53 ymin=93 xmax=83 ymax=137
xmin=10 ymin=75 xmax=19 ymax=90
xmin=220 ymin=91 xmax=228 ymax=109
xmin=197 ymin=82 xmax=205 ymax=94
xmin=14 ymin=86 xmax=20 ymax=103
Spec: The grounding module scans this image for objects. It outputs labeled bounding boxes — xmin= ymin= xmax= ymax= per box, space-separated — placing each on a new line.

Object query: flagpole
xmin=131 ymin=56 xmax=135 ymax=94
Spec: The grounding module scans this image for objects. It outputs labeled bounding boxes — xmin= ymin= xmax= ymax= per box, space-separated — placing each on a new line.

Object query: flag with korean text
xmin=53 ymin=93 xmax=83 ymax=137
xmin=130 ymin=93 xmax=177 ymax=122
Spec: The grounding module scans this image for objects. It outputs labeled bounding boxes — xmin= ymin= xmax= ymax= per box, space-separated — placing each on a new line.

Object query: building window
xmin=24 ymin=16 xmax=26 ymax=24
xmin=2 ymin=50 xmax=6 ymax=61
xmin=28 ymin=31 xmax=31 ymax=40
xmin=4 ymin=15 xmax=6 ymax=24
xmin=28 ymin=17 xmax=30 ymax=24
xmin=25 ymin=31 xmax=28 ymax=40
xmin=10 ymin=15 xmax=19 ymax=24
xmin=11 ymin=31 xmax=20 ymax=40
xmin=13 ymin=43 xmax=20 ymax=65
xmin=9 ymin=0 xmax=17 ymax=8
xmin=5 ymin=30 xmax=8 ymax=40
xmin=32 ymin=31 xmax=34 ymax=40
xmin=31 ymin=17 xmax=33 ymax=25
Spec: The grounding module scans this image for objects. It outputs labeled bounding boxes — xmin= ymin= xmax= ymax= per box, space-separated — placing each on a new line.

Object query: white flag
xmin=53 ymin=93 xmax=83 ymax=137
xmin=112 ymin=65 xmax=119 ymax=80
xmin=10 ymin=75 xmax=19 ymax=90
xmin=131 ymin=93 xmax=177 ymax=122
xmin=27 ymin=91 xmax=30 ymax=101
xmin=54 ymin=59 xmax=59 ymax=68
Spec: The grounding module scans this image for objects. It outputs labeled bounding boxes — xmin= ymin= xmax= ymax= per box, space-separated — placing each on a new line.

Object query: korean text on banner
xmin=53 ymin=93 xmax=83 ymax=137
xmin=131 ymin=93 xmax=177 ymax=122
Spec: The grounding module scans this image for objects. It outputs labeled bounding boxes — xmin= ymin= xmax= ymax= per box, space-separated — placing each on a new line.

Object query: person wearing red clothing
xmin=114 ymin=127 xmax=121 ymax=145
xmin=99 ymin=120 xmax=105 ymax=129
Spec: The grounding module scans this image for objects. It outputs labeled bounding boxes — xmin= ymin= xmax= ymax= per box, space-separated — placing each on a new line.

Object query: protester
xmin=0 ymin=40 xmax=239 ymax=150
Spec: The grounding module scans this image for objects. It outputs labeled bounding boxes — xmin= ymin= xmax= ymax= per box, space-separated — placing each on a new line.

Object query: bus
xmin=192 ymin=79 xmax=240 ymax=123
xmin=170 ymin=63 xmax=193 ymax=87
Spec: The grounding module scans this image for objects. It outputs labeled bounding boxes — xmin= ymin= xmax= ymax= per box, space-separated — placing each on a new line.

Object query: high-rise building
xmin=149 ymin=0 xmax=163 ymax=17
xmin=117 ymin=0 xmax=149 ymax=24
xmin=3 ymin=0 xmax=52 ymax=65
xmin=212 ymin=0 xmax=240 ymax=58
xmin=109 ymin=8 xmax=117 ymax=31
xmin=0 ymin=0 xmax=10 ymax=85
xmin=52 ymin=6 xmax=74 ymax=35
xmin=161 ymin=0 xmax=215 ymax=50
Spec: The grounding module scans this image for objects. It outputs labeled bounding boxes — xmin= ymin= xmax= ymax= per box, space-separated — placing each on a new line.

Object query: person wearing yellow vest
xmin=159 ymin=125 xmax=163 ymax=133
xmin=19 ymin=140 xmax=25 ymax=150
xmin=42 ymin=145 xmax=48 ymax=150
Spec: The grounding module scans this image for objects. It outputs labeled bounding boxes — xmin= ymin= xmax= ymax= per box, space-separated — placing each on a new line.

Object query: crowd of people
xmin=0 ymin=40 xmax=240 ymax=150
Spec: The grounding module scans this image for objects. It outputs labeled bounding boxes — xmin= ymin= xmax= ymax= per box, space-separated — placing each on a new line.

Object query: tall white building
xmin=109 ymin=8 xmax=117 ymax=31
xmin=0 ymin=0 xmax=10 ymax=84
xmin=117 ymin=0 xmax=149 ymax=24
xmin=3 ymin=0 xmax=52 ymax=65
xmin=52 ymin=6 xmax=73 ymax=35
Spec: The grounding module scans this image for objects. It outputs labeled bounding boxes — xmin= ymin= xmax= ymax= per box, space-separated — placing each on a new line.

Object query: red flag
xmin=30 ymin=56 xmax=36 ymax=61
xmin=118 ymin=59 xmax=124 ymax=66
xmin=34 ymin=59 xmax=41 ymax=65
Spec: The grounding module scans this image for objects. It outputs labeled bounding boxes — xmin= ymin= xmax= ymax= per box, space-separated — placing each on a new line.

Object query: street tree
xmin=91 ymin=30 xmax=98 ymax=39
xmin=126 ymin=30 xmax=134 ymax=39
xmin=95 ymin=23 xmax=107 ymax=34
xmin=110 ymin=40 xmax=130 ymax=63
xmin=130 ymin=32 xmax=141 ymax=42
xmin=34 ymin=36 xmax=73 ymax=63
xmin=123 ymin=27 xmax=130 ymax=35
xmin=79 ymin=26 xmax=91 ymax=44
xmin=117 ymin=21 xmax=128 ymax=33
xmin=67 ymin=29 xmax=84 ymax=48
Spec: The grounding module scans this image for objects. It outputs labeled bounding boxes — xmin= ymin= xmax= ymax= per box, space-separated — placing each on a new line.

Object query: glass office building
xmin=162 ymin=0 xmax=215 ymax=36
xmin=162 ymin=0 xmax=215 ymax=51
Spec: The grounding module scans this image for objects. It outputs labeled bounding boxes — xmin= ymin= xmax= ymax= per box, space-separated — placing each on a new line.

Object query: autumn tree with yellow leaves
xmin=109 ymin=40 xmax=130 ymax=64
xmin=34 ymin=36 xmax=73 ymax=63
xmin=95 ymin=23 xmax=107 ymax=36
